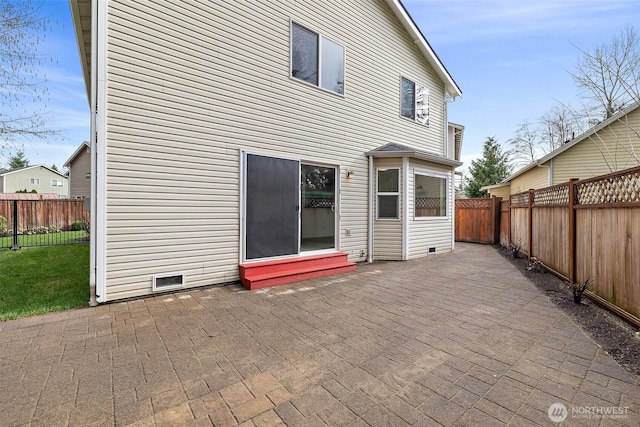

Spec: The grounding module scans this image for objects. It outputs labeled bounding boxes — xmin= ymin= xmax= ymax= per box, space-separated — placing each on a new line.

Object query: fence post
xmin=508 ymin=197 xmax=512 ymax=247
xmin=568 ymin=178 xmax=578 ymax=285
xmin=527 ymin=189 xmax=534 ymax=260
xmin=493 ymin=196 xmax=501 ymax=244
xmin=11 ymin=200 xmax=18 ymax=250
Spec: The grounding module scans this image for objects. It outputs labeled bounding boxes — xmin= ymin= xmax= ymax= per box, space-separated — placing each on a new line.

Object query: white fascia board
xmin=385 ymin=0 xmax=462 ymax=98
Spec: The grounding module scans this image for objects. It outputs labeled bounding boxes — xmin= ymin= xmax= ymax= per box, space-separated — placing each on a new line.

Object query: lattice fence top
xmin=456 ymin=198 xmax=492 ymax=209
xmin=576 ymin=169 xmax=640 ymax=205
xmin=533 ymin=184 xmax=569 ymax=205
xmin=510 ymin=192 xmax=529 ymax=206
xmin=416 ymin=197 xmax=445 ymax=209
xmin=304 ymin=198 xmax=334 ymax=208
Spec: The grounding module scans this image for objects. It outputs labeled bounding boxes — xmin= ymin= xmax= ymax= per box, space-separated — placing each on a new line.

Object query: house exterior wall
xmin=510 ymin=165 xmax=549 ymax=195
xmin=551 ymin=108 xmax=640 ymax=184
xmin=101 ymin=0 xmax=452 ymax=300
xmin=1 ymin=167 xmax=68 ymax=197
xmin=373 ymin=158 xmax=403 ymax=260
xmin=486 ymin=186 xmax=510 ymax=199
xmin=408 ymin=159 xmax=453 ymax=258
xmin=68 ymin=146 xmax=92 ymax=198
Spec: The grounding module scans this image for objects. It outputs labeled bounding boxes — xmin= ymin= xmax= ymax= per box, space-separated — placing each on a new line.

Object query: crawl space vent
xmin=428 ymin=247 xmax=437 ymax=254
xmin=152 ymin=273 xmax=186 ymax=292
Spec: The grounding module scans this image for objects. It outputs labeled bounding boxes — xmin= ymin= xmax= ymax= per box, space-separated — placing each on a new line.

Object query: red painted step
xmin=239 ymin=253 xmax=356 ymax=290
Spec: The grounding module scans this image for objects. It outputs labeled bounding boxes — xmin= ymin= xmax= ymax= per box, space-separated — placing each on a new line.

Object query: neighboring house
xmin=0 ymin=165 xmax=68 ymax=197
xmin=70 ymin=0 xmax=463 ymax=303
xmin=64 ymin=141 xmax=91 ymax=198
xmin=484 ymin=102 xmax=640 ymax=196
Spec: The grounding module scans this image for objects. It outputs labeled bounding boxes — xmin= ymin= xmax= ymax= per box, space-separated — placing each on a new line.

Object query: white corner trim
xmin=94 ymin=0 xmax=108 ymax=303
xmin=368 ymin=155 xmax=373 ymax=263
xmin=402 ymin=157 xmax=409 ymax=261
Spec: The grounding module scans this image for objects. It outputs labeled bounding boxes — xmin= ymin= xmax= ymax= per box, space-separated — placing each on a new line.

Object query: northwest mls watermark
xmin=548 ymin=402 xmax=631 ymax=422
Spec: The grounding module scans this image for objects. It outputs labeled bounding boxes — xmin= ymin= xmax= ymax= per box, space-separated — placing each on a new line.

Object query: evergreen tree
xmin=465 ymin=137 xmax=511 ymax=198
xmin=8 ymin=149 xmax=29 ymax=169
xmin=50 ymin=164 xmax=58 ymax=171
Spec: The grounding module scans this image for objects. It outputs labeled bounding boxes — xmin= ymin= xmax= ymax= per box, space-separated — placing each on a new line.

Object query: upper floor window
xmin=291 ymin=22 xmax=345 ymax=95
xmin=400 ymin=77 xmax=429 ymax=126
xmin=377 ymin=168 xmax=400 ymax=219
xmin=51 ymin=179 xmax=63 ymax=187
xmin=30 ymin=178 xmax=40 ymax=185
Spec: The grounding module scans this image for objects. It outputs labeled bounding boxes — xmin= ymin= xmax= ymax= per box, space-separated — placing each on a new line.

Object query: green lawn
xmin=0 ymin=244 xmax=90 ymax=321
xmin=0 ymin=230 xmax=88 ymax=249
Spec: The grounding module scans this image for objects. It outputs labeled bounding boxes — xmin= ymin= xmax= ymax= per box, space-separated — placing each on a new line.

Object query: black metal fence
xmin=0 ymin=199 xmax=89 ymax=249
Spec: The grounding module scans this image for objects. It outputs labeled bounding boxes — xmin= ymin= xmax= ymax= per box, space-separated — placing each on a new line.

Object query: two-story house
xmin=64 ymin=141 xmax=92 ymax=199
xmin=70 ymin=0 xmax=462 ymax=303
xmin=0 ymin=165 xmax=68 ymax=197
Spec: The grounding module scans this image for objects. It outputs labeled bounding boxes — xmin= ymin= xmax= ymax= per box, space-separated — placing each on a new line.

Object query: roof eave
xmin=386 ymin=0 xmax=462 ymax=98
xmin=69 ymin=0 xmax=91 ymax=103
xmin=64 ymin=141 xmax=90 ymax=168
xmin=366 ymin=149 xmax=462 ymax=167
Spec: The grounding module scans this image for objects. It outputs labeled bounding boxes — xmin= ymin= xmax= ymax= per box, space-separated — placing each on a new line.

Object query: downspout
xmin=88 ymin=0 xmax=98 ymax=307
xmin=367 ymin=155 xmax=373 ymax=263
xmin=537 ymin=163 xmax=551 ymax=186
xmin=401 ymin=157 xmax=409 ymax=260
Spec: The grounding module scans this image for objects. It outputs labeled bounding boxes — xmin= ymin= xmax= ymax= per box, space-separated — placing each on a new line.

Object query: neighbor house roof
xmin=495 ymin=102 xmax=640 ymax=185
xmin=366 ymin=142 xmax=463 ymax=167
xmin=0 ymin=165 xmax=68 ymax=178
xmin=64 ymin=141 xmax=90 ymax=168
xmin=70 ymin=0 xmax=462 ymax=101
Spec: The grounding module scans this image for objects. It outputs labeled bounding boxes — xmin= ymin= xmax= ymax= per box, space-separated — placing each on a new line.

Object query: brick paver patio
xmin=1 ymin=243 xmax=638 ymax=426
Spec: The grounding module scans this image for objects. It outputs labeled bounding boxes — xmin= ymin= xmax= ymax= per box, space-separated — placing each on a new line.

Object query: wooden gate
xmin=455 ymin=197 xmax=502 ymax=244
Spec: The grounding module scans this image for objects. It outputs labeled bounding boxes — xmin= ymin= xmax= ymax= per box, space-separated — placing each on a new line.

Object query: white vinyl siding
xmin=408 ymin=160 xmax=454 ymax=258
xmin=373 ymin=158 xmax=402 ymax=260
xmin=510 ymin=166 xmax=550 ymax=195
xmin=552 ymin=108 xmax=640 ymax=184
xmin=102 ymin=0 xmax=449 ymax=300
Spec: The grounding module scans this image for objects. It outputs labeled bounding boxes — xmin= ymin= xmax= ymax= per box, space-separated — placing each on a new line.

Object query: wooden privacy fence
xmin=0 ymin=199 xmax=89 ymax=234
xmin=507 ymin=165 xmax=640 ymax=321
xmin=455 ymin=197 xmax=501 ymax=244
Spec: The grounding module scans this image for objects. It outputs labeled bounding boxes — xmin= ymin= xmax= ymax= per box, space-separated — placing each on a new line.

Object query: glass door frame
xmin=300 ymin=162 xmax=339 ymax=255
xmin=240 ymin=150 xmax=340 ymax=263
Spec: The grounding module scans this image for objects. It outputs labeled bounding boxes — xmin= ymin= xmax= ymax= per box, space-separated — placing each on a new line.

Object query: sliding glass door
xmin=244 ymin=154 xmax=337 ymax=261
xmin=300 ymin=164 xmax=336 ymax=252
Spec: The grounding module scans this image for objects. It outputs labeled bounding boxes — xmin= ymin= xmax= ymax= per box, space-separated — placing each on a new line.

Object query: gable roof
xmin=0 ymin=165 xmax=68 ymax=179
xmin=500 ymin=102 xmax=640 ymax=184
xmin=70 ymin=0 xmax=462 ymax=101
xmin=64 ymin=141 xmax=91 ymax=168
xmin=366 ymin=142 xmax=463 ymax=167
xmin=385 ymin=0 xmax=461 ymax=98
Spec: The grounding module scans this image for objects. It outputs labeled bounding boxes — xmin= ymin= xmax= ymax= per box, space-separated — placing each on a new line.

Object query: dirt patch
xmin=495 ymin=244 xmax=640 ymax=379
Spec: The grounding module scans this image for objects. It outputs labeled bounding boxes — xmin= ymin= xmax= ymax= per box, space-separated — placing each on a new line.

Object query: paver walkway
xmin=1 ymin=243 xmax=638 ymax=426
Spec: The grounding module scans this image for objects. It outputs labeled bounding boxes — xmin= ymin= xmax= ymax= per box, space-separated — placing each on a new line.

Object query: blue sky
xmin=4 ymin=0 xmax=640 ymax=173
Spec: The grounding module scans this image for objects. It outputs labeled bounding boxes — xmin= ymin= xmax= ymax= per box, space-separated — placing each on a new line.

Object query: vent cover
xmin=428 ymin=247 xmax=436 ymax=254
xmin=152 ymin=273 xmax=186 ymax=292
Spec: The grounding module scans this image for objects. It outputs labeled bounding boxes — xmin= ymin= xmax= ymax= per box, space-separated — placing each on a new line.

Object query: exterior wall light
xmin=346 ymin=170 xmax=355 ymax=178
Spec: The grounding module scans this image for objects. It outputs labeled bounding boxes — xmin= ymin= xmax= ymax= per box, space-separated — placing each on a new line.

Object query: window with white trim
xmin=291 ymin=22 xmax=345 ymax=95
xmin=30 ymin=178 xmax=40 ymax=185
xmin=377 ymin=168 xmax=399 ymax=219
xmin=51 ymin=179 xmax=63 ymax=187
xmin=414 ymin=173 xmax=448 ymax=218
xmin=400 ymin=76 xmax=429 ymax=125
